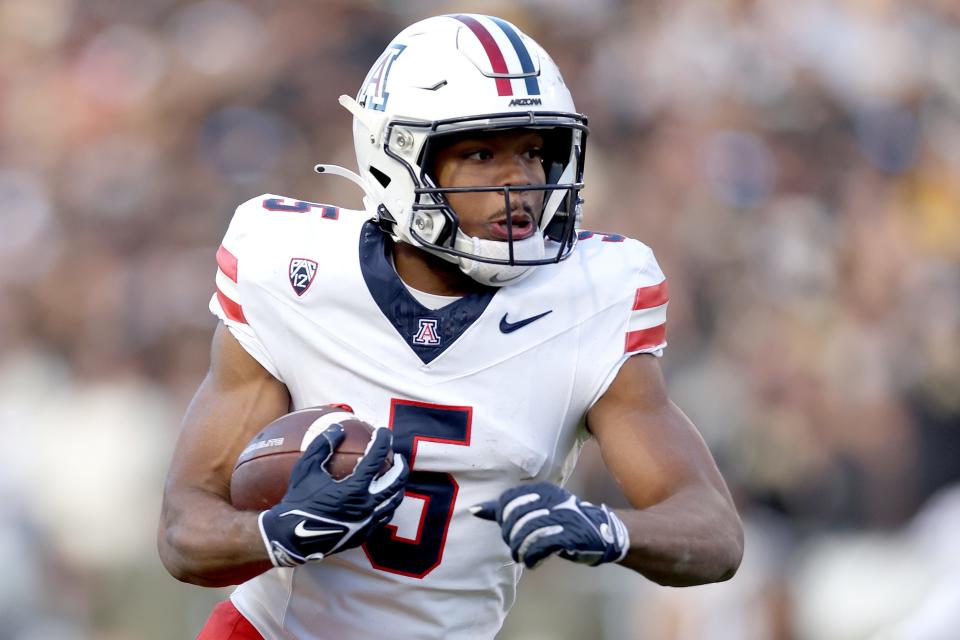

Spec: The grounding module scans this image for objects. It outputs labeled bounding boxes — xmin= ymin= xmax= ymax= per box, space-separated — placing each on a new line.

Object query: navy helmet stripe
xmin=489 ymin=17 xmax=540 ymax=96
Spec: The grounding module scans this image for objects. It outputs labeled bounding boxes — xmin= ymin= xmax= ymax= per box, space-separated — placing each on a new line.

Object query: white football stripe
xmin=627 ymin=302 xmax=668 ymax=332
xmin=362 ymin=426 xmax=387 ymax=457
xmin=300 ymin=409 xmax=356 ymax=451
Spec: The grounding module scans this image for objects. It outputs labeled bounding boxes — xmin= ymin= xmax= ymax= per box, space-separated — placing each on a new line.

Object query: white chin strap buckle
xmin=456 ymin=232 xmax=545 ymax=287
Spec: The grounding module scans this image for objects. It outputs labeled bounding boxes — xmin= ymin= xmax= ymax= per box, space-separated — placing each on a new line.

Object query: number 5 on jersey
xmin=362 ymin=400 xmax=471 ymax=578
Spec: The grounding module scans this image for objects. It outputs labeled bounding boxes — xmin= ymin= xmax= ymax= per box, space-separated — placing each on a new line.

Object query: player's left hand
xmin=470 ymin=482 xmax=630 ymax=569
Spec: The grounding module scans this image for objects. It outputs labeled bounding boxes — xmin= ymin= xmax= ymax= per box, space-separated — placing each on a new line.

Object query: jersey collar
xmin=359 ymin=222 xmax=496 ymax=364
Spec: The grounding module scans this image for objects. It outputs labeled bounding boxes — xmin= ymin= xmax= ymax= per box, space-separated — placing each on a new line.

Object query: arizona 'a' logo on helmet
xmin=358 ymin=44 xmax=406 ymax=112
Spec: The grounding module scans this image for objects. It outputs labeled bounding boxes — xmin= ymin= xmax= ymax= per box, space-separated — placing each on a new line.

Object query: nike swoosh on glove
xmin=259 ymin=423 xmax=408 ymax=567
xmin=470 ymin=482 xmax=629 ymax=569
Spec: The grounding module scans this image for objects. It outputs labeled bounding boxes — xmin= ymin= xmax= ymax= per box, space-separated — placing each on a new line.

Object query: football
xmin=230 ymin=404 xmax=392 ymax=511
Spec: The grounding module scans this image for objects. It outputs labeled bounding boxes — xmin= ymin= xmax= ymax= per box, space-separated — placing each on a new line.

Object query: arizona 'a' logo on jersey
xmin=289 ymin=258 xmax=318 ymax=296
xmin=412 ymin=318 xmax=441 ymax=346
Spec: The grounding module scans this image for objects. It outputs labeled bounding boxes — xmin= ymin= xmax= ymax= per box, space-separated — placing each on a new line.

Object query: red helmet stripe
xmin=489 ymin=16 xmax=540 ymax=96
xmin=454 ymin=15 xmax=513 ymax=96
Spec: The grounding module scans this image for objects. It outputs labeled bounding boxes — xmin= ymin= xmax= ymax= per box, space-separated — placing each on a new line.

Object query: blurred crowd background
xmin=1 ymin=0 xmax=958 ymax=638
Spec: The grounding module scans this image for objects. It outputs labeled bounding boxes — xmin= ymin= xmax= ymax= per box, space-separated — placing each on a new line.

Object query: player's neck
xmin=392 ymin=242 xmax=489 ymax=297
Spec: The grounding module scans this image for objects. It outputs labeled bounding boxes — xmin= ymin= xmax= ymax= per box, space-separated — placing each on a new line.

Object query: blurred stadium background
xmin=1 ymin=0 xmax=959 ymax=638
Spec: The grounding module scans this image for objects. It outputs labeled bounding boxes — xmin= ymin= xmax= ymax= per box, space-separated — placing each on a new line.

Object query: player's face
xmin=430 ymin=130 xmax=546 ymax=241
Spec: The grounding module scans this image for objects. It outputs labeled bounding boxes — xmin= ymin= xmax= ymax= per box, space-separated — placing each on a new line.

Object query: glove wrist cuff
xmin=602 ymin=506 xmax=631 ymax=565
xmin=259 ymin=509 xmax=308 ymax=568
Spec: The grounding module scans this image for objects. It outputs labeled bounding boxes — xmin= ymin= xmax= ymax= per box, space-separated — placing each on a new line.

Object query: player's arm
xmin=586 ymin=353 xmax=743 ymax=586
xmin=157 ymin=322 xmax=289 ymax=587
xmin=159 ymin=322 xmax=409 ymax=586
xmin=473 ymin=354 xmax=743 ymax=586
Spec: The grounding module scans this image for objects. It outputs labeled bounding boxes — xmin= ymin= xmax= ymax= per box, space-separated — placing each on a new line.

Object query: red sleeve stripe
xmin=633 ymin=280 xmax=669 ymax=310
xmin=216 ymin=288 xmax=247 ymax=324
xmin=625 ymin=324 xmax=666 ymax=353
xmin=216 ymin=245 xmax=239 ymax=283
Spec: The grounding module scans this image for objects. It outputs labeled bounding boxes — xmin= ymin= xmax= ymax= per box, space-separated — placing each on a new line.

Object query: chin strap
xmin=453 ymin=231 xmax=544 ymax=287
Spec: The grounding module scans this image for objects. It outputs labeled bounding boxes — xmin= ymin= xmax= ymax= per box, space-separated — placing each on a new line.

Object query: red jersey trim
xmin=216 ymin=288 xmax=247 ymax=324
xmin=625 ymin=324 xmax=666 ymax=353
xmin=632 ymin=280 xmax=669 ymax=310
xmin=197 ymin=600 xmax=263 ymax=640
xmin=217 ymin=245 xmax=239 ymax=283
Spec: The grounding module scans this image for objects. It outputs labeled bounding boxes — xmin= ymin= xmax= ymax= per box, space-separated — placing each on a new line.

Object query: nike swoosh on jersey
xmin=499 ymin=310 xmax=553 ymax=333
xmin=294 ymin=521 xmax=343 ymax=538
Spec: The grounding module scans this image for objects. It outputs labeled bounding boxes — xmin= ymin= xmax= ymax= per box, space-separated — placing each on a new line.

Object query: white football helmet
xmin=316 ymin=14 xmax=587 ymax=286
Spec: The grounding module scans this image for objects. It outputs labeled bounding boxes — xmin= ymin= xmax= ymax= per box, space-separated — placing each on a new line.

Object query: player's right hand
xmin=258 ymin=424 xmax=408 ymax=567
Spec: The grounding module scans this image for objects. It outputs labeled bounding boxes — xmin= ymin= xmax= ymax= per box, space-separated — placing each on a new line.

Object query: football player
xmin=158 ymin=14 xmax=743 ymax=640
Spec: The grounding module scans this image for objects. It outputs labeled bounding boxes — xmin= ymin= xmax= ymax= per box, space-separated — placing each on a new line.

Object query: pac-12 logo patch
xmin=289 ymin=258 xmax=318 ymax=296
xmin=412 ymin=318 xmax=441 ymax=346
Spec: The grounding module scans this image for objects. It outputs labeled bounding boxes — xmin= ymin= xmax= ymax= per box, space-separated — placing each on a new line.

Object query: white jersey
xmin=209 ymin=194 xmax=669 ymax=640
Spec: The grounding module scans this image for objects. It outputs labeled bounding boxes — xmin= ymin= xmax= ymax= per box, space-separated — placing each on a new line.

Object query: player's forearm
xmin=158 ymin=487 xmax=271 ymax=587
xmin=616 ymin=485 xmax=743 ymax=586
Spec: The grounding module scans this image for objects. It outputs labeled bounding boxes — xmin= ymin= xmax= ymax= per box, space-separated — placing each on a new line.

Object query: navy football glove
xmin=259 ymin=424 xmax=408 ymax=567
xmin=471 ymin=482 xmax=629 ymax=569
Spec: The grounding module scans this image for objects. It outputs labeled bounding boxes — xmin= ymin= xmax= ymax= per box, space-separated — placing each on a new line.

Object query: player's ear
xmin=546 ymin=161 xmax=564 ymax=184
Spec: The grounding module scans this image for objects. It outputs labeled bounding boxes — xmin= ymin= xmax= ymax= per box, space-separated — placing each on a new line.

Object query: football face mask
xmin=402 ymin=118 xmax=587 ymax=286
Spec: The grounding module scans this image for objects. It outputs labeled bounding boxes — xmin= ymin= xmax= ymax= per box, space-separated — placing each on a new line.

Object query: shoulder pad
xmin=571 ymin=230 xmax=668 ymax=355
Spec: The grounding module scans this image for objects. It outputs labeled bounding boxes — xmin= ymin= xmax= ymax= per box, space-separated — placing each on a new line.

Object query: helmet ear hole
xmin=544 ymin=210 xmax=569 ymax=242
xmin=370 ymin=166 xmax=392 ymax=188
xmin=545 ymin=161 xmax=564 ymax=185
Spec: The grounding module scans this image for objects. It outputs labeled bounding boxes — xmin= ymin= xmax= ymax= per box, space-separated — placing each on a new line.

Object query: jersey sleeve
xmin=578 ymin=240 xmax=669 ymax=411
xmin=208 ymin=196 xmax=283 ymax=381
xmin=623 ymin=255 xmax=668 ymax=358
